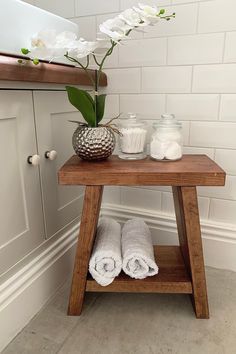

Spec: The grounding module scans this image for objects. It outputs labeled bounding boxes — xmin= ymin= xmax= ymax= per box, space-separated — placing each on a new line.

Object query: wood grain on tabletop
xmin=59 ymin=155 xmax=226 ymax=186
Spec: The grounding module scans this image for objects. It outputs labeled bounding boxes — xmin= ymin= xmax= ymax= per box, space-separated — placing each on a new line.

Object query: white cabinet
xmin=33 ymin=91 xmax=84 ymax=238
xmin=0 ymin=91 xmax=45 ymax=275
xmin=0 ymin=90 xmax=84 ymax=276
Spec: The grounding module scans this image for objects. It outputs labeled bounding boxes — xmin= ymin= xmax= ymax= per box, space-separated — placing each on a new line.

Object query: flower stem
xmin=93 ymin=54 xmax=101 ymax=66
xmin=97 ymin=40 xmax=117 ymax=87
xmin=94 ymin=69 xmax=98 ymax=127
xmin=160 ymin=13 xmax=176 ymax=20
xmin=64 ymin=53 xmax=95 ymax=86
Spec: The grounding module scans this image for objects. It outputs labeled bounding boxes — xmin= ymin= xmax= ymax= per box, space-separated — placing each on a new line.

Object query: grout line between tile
xmin=222 ymin=32 xmax=227 ymax=63
xmin=217 ymin=94 xmax=222 ymax=121
xmin=196 ymin=2 xmax=200 ymax=34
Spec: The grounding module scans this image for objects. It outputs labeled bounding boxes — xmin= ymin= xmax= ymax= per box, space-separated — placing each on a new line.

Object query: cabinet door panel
xmin=0 ymin=91 xmax=45 ymax=275
xmin=33 ymin=91 xmax=84 ymax=238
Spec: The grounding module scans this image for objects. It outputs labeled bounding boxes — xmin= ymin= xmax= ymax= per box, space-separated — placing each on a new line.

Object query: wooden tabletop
xmin=58 ymin=155 xmax=226 ymax=186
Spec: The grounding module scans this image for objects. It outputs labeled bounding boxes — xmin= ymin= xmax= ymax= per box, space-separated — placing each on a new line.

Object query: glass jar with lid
xmin=150 ymin=113 xmax=183 ymax=161
xmin=118 ymin=113 xmax=147 ymax=160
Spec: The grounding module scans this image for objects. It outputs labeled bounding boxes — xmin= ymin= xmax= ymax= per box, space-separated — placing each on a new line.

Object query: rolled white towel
xmin=89 ymin=218 xmax=122 ymax=286
xmin=122 ymin=218 xmax=159 ymax=279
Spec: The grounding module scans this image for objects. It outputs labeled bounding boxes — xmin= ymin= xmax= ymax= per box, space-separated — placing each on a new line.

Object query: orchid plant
xmin=21 ymin=4 xmax=175 ymax=128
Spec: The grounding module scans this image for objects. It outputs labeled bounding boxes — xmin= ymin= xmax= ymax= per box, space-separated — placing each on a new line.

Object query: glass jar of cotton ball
xmin=118 ymin=113 xmax=147 ymax=160
xmin=150 ymin=114 xmax=183 ymax=161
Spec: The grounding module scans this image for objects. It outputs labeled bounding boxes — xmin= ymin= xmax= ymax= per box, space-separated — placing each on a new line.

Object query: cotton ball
xmin=165 ymin=142 xmax=182 ymax=160
xmin=150 ymin=139 xmax=169 ymax=160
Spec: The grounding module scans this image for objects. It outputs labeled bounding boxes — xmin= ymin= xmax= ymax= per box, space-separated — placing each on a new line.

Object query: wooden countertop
xmin=0 ymin=54 xmax=107 ymax=86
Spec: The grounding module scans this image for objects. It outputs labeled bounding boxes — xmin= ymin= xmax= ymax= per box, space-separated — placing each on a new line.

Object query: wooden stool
xmin=58 ymin=155 xmax=225 ymax=318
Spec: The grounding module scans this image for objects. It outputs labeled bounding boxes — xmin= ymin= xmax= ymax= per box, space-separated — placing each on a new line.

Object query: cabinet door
xmin=33 ymin=91 xmax=84 ymax=239
xmin=0 ymin=91 xmax=45 ymax=275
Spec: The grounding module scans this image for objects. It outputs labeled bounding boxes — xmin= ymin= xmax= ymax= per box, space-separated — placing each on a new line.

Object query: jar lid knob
xmin=127 ymin=112 xmax=136 ymax=119
xmin=153 ymin=113 xmax=182 ymax=128
xmin=161 ymin=113 xmax=175 ymax=120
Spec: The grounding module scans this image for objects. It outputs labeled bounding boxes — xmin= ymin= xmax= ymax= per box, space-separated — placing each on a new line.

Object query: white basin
xmin=0 ymin=0 xmax=78 ymax=63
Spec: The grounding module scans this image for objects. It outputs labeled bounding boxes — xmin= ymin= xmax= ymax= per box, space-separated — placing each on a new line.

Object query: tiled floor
xmin=3 ymin=267 xmax=236 ymax=354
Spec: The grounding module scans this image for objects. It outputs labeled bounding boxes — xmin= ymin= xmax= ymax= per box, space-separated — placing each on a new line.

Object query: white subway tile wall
xmin=120 ymin=94 xmax=166 ymax=117
xmin=215 ymin=150 xmax=236 ymax=176
xmin=119 ymin=38 xmax=167 ymax=67
xmin=166 ymin=94 xmax=220 ymax=120
xmin=120 ymin=0 xmax=172 ymax=8
xmin=224 ymin=32 xmax=236 ymax=63
xmin=198 ymin=0 xmax=236 ymax=33
xmin=104 ymin=95 xmax=120 ymax=119
xmin=75 ymin=0 xmax=119 ymax=17
xmin=183 ymin=146 xmax=214 ymax=159
xmin=24 ymin=0 xmax=236 ymax=226
xmin=220 ymin=95 xmax=236 ymax=121
xmin=168 ymin=34 xmax=224 ymax=65
xmin=121 ymin=187 xmax=162 ymax=211
xmin=102 ymin=187 xmax=121 ymax=204
xmin=193 ymin=64 xmax=236 ymax=93
xmin=70 ymin=16 xmax=96 ymax=40
xmin=34 ymin=0 xmax=75 ymax=18
xmin=198 ymin=176 xmax=236 ymax=201
xmin=190 ymin=122 xmax=236 ymax=149
xmin=142 ymin=66 xmax=192 ymax=93
xmin=104 ymin=68 xmax=141 ymax=93
xmin=209 ymin=199 xmax=236 ymax=224
xmin=161 ymin=192 xmax=210 ymax=219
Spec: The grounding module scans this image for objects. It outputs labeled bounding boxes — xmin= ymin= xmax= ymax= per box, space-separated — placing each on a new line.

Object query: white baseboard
xmin=0 ymin=222 xmax=79 ymax=352
xmin=102 ymin=203 xmax=236 ymax=272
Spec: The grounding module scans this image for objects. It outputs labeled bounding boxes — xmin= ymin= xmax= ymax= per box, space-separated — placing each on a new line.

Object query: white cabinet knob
xmin=27 ymin=154 xmax=41 ymax=166
xmin=45 ymin=150 xmax=57 ymax=161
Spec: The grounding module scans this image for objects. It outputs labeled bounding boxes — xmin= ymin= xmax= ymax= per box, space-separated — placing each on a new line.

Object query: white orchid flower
xmin=29 ymin=30 xmax=97 ymax=60
xmin=70 ymin=39 xmax=99 ymax=59
xmin=92 ymin=38 xmax=112 ymax=56
xmin=31 ymin=29 xmax=57 ymax=48
xmin=55 ymin=31 xmax=77 ymax=48
xmin=29 ymin=47 xmax=62 ymax=61
xmin=99 ymin=17 xmax=132 ymax=42
xmin=29 ymin=46 xmax=65 ymax=61
xmin=133 ymin=3 xmax=159 ymax=25
xmin=119 ymin=8 xmax=143 ymax=27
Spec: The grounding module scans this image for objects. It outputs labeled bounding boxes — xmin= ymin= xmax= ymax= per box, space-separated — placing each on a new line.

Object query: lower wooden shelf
xmin=86 ymin=246 xmax=193 ymax=294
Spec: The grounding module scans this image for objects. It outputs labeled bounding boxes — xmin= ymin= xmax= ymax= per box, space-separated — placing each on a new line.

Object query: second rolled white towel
xmin=122 ymin=218 xmax=159 ymax=279
xmin=89 ymin=217 xmax=122 ymax=286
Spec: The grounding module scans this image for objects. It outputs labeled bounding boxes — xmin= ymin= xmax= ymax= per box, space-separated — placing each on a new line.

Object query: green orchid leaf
xmin=96 ymin=94 xmax=106 ymax=123
xmin=83 ymin=90 xmax=95 ymax=108
xmin=66 ymin=86 xmax=96 ymax=127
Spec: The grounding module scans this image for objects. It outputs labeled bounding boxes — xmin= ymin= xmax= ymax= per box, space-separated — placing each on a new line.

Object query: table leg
xmin=68 ymin=185 xmax=104 ymax=316
xmin=172 ymin=186 xmax=209 ymax=319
